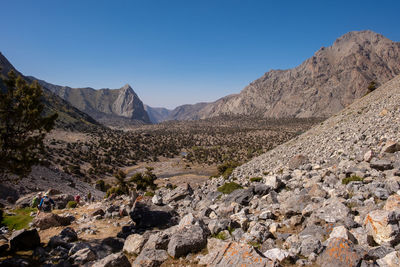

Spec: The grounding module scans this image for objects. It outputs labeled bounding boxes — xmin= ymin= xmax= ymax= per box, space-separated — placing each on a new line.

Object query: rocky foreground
xmin=2 ymin=75 xmax=400 ymax=266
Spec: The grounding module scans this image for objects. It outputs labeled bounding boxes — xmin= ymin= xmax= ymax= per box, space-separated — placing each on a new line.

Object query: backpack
xmin=42 ymin=198 xmax=51 ymax=212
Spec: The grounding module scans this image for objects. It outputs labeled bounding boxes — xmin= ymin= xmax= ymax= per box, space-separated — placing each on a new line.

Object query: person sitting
xmin=37 ymin=193 xmax=55 ymax=214
xmin=74 ymin=195 xmax=81 ymax=205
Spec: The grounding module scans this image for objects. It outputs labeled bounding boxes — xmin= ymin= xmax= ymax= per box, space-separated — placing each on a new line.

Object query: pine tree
xmin=0 ymin=71 xmax=58 ymax=176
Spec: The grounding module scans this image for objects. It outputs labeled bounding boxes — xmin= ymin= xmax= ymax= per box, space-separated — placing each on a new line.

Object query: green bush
xmin=67 ymin=201 xmax=77 ymax=208
xmin=1 ymin=207 xmax=36 ymax=230
xmin=129 ymin=167 xmax=157 ymax=191
xmin=96 ymin=180 xmax=106 ymax=192
xmin=106 ymin=186 xmax=124 ymax=198
xmin=250 ymin=177 xmax=262 ymax=182
xmin=217 ymin=161 xmax=240 ymax=179
xmin=217 ymin=182 xmax=243 ymax=194
xmin=342 ymin=175 xmax=364 ymax=185
xmin=144 ymin=191 xmax=155 ymax=197
xmin=213 ymin=231 xmax=228 ymax=240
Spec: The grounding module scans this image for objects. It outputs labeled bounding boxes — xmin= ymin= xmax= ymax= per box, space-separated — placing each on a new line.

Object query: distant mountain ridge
xmin=32 ymin=79 xmax=151 ymax=126
xmin=0 ymin=52 xmax=100 ymax=130
xmin=166 ymin=30 xmax=400 ymax=120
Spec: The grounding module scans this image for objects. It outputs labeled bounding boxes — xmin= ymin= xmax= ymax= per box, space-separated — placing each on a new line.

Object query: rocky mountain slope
xmin=0 ymin=52 xmax=100 ymax=130
xmin=33 ymin=79 xmax=151 ymax=126
xmin=174 ymin=30 xmax=400 ymax=120
xmin=3 ymin=75 xmax=400 ymax=266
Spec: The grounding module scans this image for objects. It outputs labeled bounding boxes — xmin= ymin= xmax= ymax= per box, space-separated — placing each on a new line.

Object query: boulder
xmin=328 ymin=226 xmax=357 ymax=244
xmin=143 ymin=232 xmax=170 ymax=250
xmin=264 ymin=176 xmax=283 ymax=190
xmin=264 ymin=248 xmax=289 ymax=262
xmin=132 ymin=248 xmax=168 ymax=267
xmin=364 ymin=210 xmax=400 ymax=246
xmin=382 ymin=141 xmax=400 ymax=153
xmin=152 ymin=195 xmax=163 ymax=205
xmin=370 ymin=159 xmax=393 ymax=171
xmin=0 ymin=235 xmax=9 ymax=254
xmin=60 ymin=227 xmax=78 ymax=242
xmin=32 ymin=213 xmax=74 ymax=230
xmin=317 ymin=238 xmax=363 ymax=267
xmin=92 ymin=252 xmax=130 ymax=267
xmin=123 ymin=234 xmax=148 ymax=255
xmin=384 ymin=194 xmax=400 ymax=212
xmin=163 ymin=183 xmax=193 ymax=203
xmin=288 ymin=154 xmax=309 ymax=169
xmin=199 ymin=241 xmax=274 ymax=266
xmin=69 ymin=247 xmax=97 ymax=265
xmin=376 ymin=251 xmax=400 ymax=267
xmin=167 ymin=225 xmax=208 ymax=258
xmin=9 ymin=229 xmax=40 ymax=251
xmin=225 ymin=189 xmax=254 ymax=206
xmin=53 ymin=194 xmax=74 ymax=209
xmin=91 ymin=209 xmax=105 ymax=217
xmin=253 ymin=183 xmax=271 ymax=196
xmin=130 ymin=202 xmax=178 ymax=229
xmin=364 ymin=150 xmax=374 ymax=162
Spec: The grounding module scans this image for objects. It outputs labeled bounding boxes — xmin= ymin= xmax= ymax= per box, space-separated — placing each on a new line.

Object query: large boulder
xmin=130 ymin=202 xmax=178 ymax=229
xmin=364 ymin=209 xmax=400 ymax=246
xmin=9 ymin=229 xmax=40 ymax=251
xmin=123 ymin=234 xmax=148 ymax=255
xmin=92 ymin=252 xmax=130 ymax=267
xmin=142 ymin=232 xmax=170 ymax=251
xmin=32 ymin=213 xmax=74 ymax=230
xmin=132 ymin=248 xmax=168 ymax=267
xmin=52 ymin=194 xmax=74 ymax=209
xmin=224 ymin=188 xmax=254 ymax=206
xmin=167 ymin=225 xmax=208 ymax=258
xmin=163 ymin=183 xmax=193 ymax=203
xmin=199 ymin=240 xmax=274 ymax=266
xmin=69 ymin=247 xmax=97 ymax=265
xmin=317 ymin=238 xmax=363 ymax=267
xmin=376 ymin=251 xmax=400 ymax=267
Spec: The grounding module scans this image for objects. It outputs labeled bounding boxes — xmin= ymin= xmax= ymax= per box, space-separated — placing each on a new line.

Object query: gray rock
xmin=225 ymin=188 xmax=254 ymax=206
xmin=69 ymin=247 xmax=97 ymax=265
xmin=317 ymin=238 xmax=363 ymax=267
xmin=167 ymin=225 xmax=208 ymax=258
xmin=92 ymin=252 xmax=130 ymax=267
xmin=370 ymin=159 xmax=393 ymax=171
xmin=376 ymin=251 xmax=400 ymax=267
xmin=132 ymin=248 xmax=168 ymax=267
xmin=123 ymin=234 xmax=148 ymax=255
xmin=9 ymin=229 xmax=40 ymax=251
xmin=164 ymin=183 xmax=193 ymax=203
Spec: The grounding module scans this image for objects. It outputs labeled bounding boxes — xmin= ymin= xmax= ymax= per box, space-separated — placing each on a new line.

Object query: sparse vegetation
xmin=213 ymin=231 xmax=228 ymax=240
xmin=44 ymin=116 xmax=320 ymax=180
xmin=342 ymin=175 xmax=364 ymax=185
xmin=129 ymin=167 xmax=157 ymax=191
xmin=250 ymin=177 xmax=262 ymax=182
xmin=217 ymin=182 xmax=243 ymax=194
xmin=67 ymin=201 xmax=77 ymax=208
xmin=217 ymin=161 xmax=240 ymax=179
xmin=1 ymin=207 xmax=36 ymax=230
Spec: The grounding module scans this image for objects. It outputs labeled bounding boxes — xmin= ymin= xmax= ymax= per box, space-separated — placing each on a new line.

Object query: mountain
xmin=0 ymin=52 xmax=100 ymax=130
xmin=175 ymin=30 xmax=400 ymax=120
xmin=32 ymin=79 xmax=151 ymax=126
xmin=145 ymin=102 xmax=208 ymax=123
xmin=144 ymin=105 xmax=172 ymax=124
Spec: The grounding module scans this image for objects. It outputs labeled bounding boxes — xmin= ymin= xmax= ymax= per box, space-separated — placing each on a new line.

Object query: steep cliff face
xmin=34 ymin=79 xmax=151 ymax=125
xmin=184 ymin=30 xmax=400 ymax=119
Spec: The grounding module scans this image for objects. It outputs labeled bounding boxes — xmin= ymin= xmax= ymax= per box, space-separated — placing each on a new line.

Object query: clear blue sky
xmin=2 ymin=0 xmax=399 ymax=109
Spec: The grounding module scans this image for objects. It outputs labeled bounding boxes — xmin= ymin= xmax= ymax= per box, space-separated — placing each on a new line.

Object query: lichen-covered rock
xmin=364 ymin=210 xmax=400 ymax=246
xmin=317 ymin=238 xmax=363 ymax=267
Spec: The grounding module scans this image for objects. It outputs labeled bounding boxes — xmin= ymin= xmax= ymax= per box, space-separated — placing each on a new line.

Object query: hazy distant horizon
xmin=2 ymin=0 xmax=399 ymax=109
